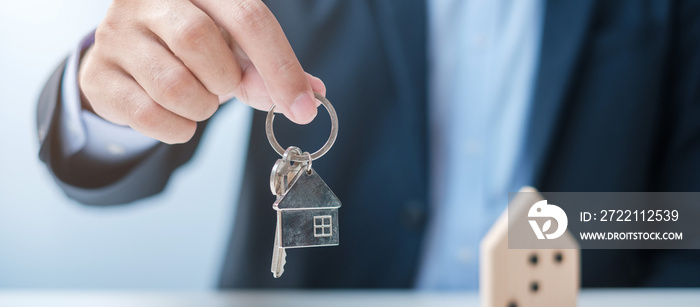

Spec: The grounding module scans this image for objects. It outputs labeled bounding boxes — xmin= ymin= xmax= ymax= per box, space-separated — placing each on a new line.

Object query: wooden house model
xmin=480 ymin=187 xmax=580 ymax=307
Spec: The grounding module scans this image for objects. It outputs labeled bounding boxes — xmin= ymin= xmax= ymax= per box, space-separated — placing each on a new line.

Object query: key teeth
xmin=277 ymin=250 xmax=287 ymax=278
xmin=272 ymin=249 xmax=287 ymax=278
xmin=281 ymin=249 xmax=287 ymax=267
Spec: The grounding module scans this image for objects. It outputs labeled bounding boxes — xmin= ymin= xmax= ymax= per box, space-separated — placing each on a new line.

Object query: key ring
xmin=265 ymin=92 xmax=338 ymax=162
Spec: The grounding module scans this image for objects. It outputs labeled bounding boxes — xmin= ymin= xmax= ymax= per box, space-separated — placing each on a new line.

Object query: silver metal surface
xmin=274 ymin=169 xmax=342 ymax=211
xmin=270 ymin=147 xmax=303 ymax=197
xmin=265 ymin=92 xmax=338 ymax=162
xmin=302 ymin=151 xmax=312 ymax=173
xmin=281 ymin=208 xmax=339 ymax=248
xmin=270 ymin=148 xmax=302 ymax=278
xmin=269 ymin=145 xmax=341 ymax=278
xmin=275 ymin=169 xmax=341 ymax=248
xmin=271 ymin=210 xmax=287 ymax=278
xmin=266 ymin=93 xmax=340 ymax=278
xmin=313 ymin=215 xmax=333 ymax=238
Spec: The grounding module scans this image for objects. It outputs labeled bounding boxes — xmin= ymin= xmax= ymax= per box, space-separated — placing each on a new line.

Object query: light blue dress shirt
xmin=59 ymin=0 xmax=544 ymax=290
xmin=417 ymin=0 xmax=544 ymax=289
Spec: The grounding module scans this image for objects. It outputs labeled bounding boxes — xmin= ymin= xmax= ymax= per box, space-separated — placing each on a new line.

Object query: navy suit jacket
xmin=37 ymin=0 xmax=700 ymax=288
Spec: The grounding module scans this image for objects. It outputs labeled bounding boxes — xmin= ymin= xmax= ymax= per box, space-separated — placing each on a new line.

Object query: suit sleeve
xmin=644 ymin=0 xmax=700 ymax=287
xmin=36 ymin=58 xmax=209 ymax=205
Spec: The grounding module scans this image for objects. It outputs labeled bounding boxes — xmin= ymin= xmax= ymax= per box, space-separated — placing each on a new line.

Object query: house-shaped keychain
xmin=273 ymin=169 xmax=342 ymax=248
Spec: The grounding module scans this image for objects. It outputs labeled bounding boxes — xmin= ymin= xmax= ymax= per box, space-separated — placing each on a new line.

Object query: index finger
xmin=192 ymin=0 xmax=317 ymax=124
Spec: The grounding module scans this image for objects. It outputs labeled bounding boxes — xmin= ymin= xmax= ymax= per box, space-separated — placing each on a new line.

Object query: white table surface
xmin=0 ymin=289 xmax=697 ymax=307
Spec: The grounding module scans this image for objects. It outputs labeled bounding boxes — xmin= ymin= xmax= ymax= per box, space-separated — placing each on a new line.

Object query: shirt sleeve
xmin=58 ymin=30 xmax=159 ymax=165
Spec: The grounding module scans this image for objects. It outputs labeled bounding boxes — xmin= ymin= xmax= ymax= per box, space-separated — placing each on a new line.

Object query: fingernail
xmin=290 ymin=92 xmax=317 ymax=124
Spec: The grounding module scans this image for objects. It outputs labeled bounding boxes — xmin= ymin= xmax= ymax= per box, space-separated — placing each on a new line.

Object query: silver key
xmin=269 ymin=147 xmax=341 ymax=278
xmin=269 ymin=147 xmax=300 ymax=278
xmin=264 ymin=93 xmax=340 ymax=279
xmin=271 ymin=210 xmax=287 ymax=278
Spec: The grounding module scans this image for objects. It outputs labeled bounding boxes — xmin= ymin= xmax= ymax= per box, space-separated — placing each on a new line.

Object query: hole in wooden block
xmin=529 ymin=253 xmax=538 ymax=266
xmin=530 ymin=281 xmax=539 ymax=293
xmin=554 ymin=252 xmax=563 ymax=264
xmin=507 ymin=301 xmax=518 ymax=307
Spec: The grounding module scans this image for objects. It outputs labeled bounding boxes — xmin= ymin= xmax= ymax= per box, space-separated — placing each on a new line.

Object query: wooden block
xmin=480 ymin=187 xmax=580 ymax=307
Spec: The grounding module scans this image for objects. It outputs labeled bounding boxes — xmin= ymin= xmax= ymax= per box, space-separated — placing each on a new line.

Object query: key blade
xmin=271 ymin=214 xmax=287 ymax=278
xmin=272 ymin=248 xmax=287 ymax=278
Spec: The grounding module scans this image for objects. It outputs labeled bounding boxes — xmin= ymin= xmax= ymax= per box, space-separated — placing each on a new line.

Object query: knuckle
xmin=153 ymin=66 xmax=218 ymax=122
xmin=93 ymin=83 xmax=132 ymax=125
xmin=87 ymin=92 xmax=109 ymax=117
xmin=79 ymin=62 xmax=108 ymax=108
xmin=174 ymin=13 xmax=216 ymax=49
xmin=91 ymin=103 xmax=125 ymax=126
xmin=79 ymin=63 xmax=97 ymax=92
xmin=275 ymin=58 xmax=299 ymax=78
xmin=129 ymin=100 xmax=161 ymax=132
xmin=80 ymin=51 xmax=107 ymax=83
xmin=90 ymin=101 xmax=108 ymax=119
xmin=95 ymin=15 xmax=121 ymax=44
xmin=209 ymin=66 xmax=240 ymax=95
xmin=94 ymin=24 xmax=110 ymax=44
xmin=231 ymin=0 xmax=272 ymax=31
xmin=154 ymin=66 xmax=192 ymax=102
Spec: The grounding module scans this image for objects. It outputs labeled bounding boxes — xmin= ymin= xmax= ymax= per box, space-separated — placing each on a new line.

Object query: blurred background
xmin=0 ymin=0 xmax=251 ymax=289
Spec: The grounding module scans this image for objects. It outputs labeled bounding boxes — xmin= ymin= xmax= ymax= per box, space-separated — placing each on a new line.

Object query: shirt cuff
xmin=59 ymin=30 xmax=158 ymax=164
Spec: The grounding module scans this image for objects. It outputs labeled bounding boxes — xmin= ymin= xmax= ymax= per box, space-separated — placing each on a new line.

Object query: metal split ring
xmin=265 ymin=92 xmax=338 ymax=162
xmin=302 ymin=151 xmax=312 ymax=173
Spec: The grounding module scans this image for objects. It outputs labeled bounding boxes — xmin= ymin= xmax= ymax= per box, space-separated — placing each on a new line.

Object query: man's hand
xmin=79 ymin=0 xmax=325 ymax=144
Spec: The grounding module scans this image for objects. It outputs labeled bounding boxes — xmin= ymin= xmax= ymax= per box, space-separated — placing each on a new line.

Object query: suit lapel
xmin=370 ymin=0 xmax=427 ymax=117
xmin=370 ymin=0 xmax=426 ymax=93
xmin=370 ymin=0 xmax=429 ymax=182
xmin=528 ymin=0 xmax=598 ymax=185
xmin=369 ymin=0 xmax=596 ymax=189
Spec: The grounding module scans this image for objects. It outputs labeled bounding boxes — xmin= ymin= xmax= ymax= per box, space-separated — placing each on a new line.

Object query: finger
xmin=109 ymin=32 xmax=220 ymax=122
xmin=192 ymin=0 xmax=317 ymax=124
xmin=143 ymin=0 xmax=241 ymax=96
xmin=227 ymin=62 xmax=325 ymax=111
xmin=240 ymin=72 xmax=324 ymax=110
xmin=218 ymin=91 xmax=236 ymax=104
xmin=307 ymin=73 xmax=326 ymax=100
xmin=80 ymin=60 xmax=197 ymax=144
